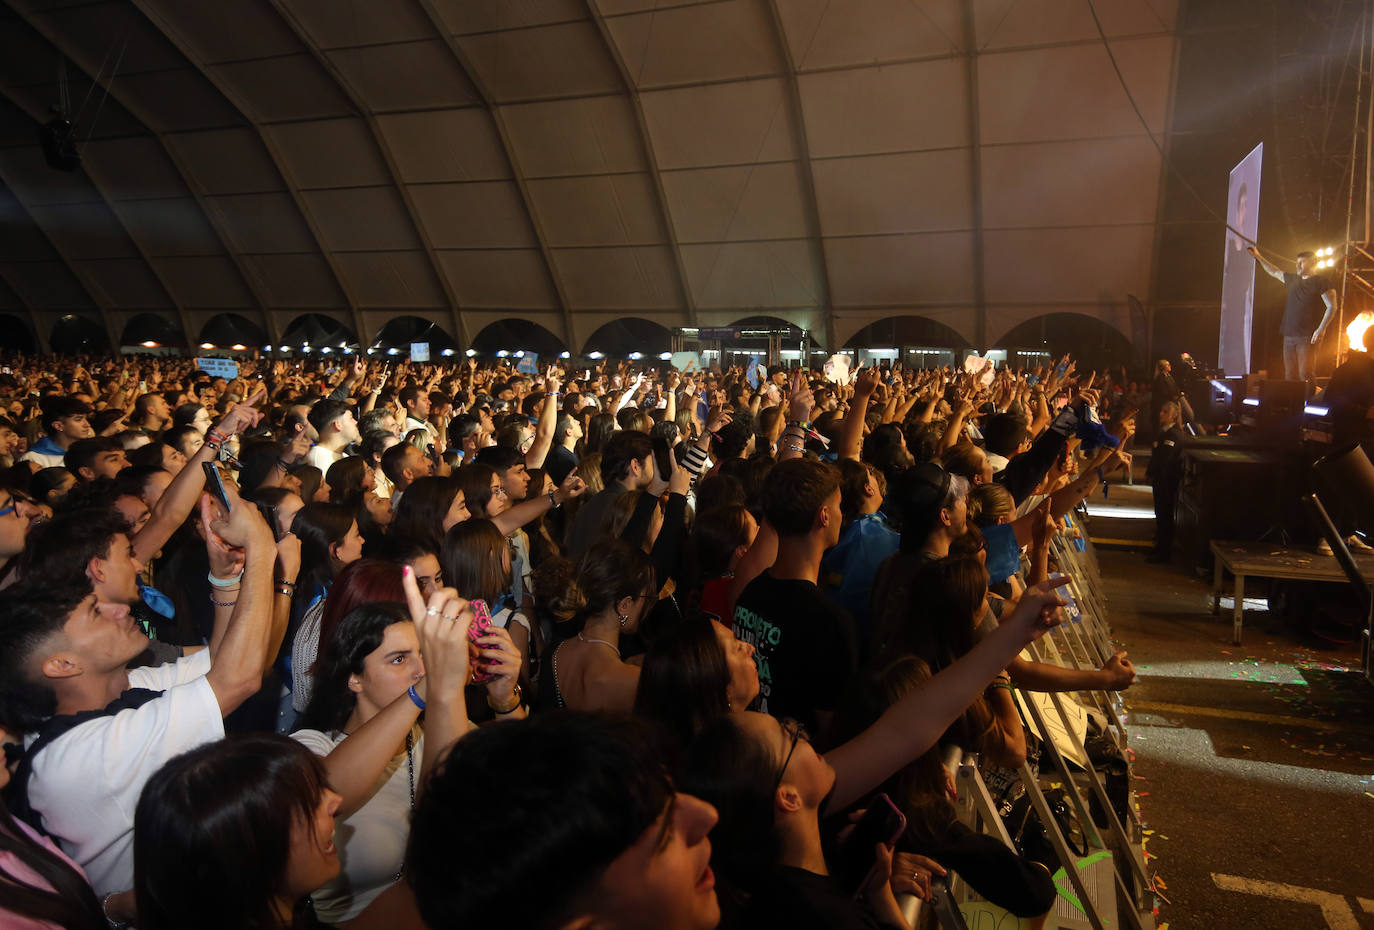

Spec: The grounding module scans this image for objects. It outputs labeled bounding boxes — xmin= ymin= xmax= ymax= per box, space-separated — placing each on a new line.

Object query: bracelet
xmin=407 ymin=685 xmax=426 ymax=710
xmin=209 ymin=594 xmax=238 ymax=608
xmin=274 ymin=584 xmax=295 ymax=597
xmin=275 ymin=458 xmax=294 ymax=471
xmin=988 ymin=682 xmax=1014 ymax=693
xmin=206 ymin=427 xmax=229 ymax=446
xmin=548 ymin=490 xmax=561 ymax=509
xmin=208 ymin=570 xmax=244 ymax=588
xmin=487 ymin=683 xmax=522 ymax=715
xmin=790 ymin=419 xmax=811 ymax=431
xmin=103 ymin=892 xmax=130 ymax=930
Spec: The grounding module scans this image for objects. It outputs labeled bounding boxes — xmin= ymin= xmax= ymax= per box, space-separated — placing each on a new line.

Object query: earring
xmin=618 ymin=612 xmax=629 ymax=627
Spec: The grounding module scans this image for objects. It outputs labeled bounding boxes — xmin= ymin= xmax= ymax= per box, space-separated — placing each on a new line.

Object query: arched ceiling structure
xmin=0 ymin=0 xmax=1178 ymax=354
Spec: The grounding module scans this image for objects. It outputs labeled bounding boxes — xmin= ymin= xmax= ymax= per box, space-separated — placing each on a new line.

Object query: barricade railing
xmin=935 ymin=511 xmax=1155 ymax=930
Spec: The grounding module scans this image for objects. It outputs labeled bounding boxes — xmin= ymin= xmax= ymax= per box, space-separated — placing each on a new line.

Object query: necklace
xmin=392 ymin=731 xmax=415 ymax=884
xmin=577 ymin=631 xmax=621 ymax=658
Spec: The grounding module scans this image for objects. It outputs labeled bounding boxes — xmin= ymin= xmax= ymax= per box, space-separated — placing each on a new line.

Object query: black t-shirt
xmin=732 ymin=572 xmax=856 ymax=731
xmin=546 ymin=444 xmax=579 ymax=486
xmin=738 ymin=867 xmax=899 ymax=930
xmin=1281 ymin=272 xmax=1333 ymax=337
xmin=1324 ymin=352 xmax=1374 ymax=443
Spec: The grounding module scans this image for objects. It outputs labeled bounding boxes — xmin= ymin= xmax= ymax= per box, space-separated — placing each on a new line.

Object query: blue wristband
xmin=407 ymin=685 xmax=426 ymax=710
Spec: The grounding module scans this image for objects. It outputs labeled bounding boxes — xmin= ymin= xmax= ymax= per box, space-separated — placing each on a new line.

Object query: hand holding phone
xmin=836 ymin=794 xmax=907 ymax=897
xmin=467 ymin=599 xmax=498 ymax=682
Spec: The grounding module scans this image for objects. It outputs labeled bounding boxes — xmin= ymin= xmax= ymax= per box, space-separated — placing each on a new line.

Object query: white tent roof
xmin=0 ymin=0 xmax=1178 ymax=352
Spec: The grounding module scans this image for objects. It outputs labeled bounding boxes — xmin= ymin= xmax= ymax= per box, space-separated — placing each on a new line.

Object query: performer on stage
xmin=1248 ymin=247 xmax=1337 ymax=384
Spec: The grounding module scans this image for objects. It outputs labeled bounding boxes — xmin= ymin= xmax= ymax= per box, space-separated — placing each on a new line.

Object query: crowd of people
xmin=0 ymin=349 xmax=1140 ymax=929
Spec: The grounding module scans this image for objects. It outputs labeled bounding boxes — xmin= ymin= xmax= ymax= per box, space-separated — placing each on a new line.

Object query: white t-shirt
xmin=305 ymin=444 xmax=344 ymax=472
xmin=292 ymin=726 xmax=422 ymax=924
xmin=26 ymin=650 xmax=224 ymax=897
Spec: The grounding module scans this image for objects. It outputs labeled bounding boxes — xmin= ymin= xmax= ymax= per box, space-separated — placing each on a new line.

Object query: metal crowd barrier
xmin=911 ymin=513 xmax=1156 ymax=930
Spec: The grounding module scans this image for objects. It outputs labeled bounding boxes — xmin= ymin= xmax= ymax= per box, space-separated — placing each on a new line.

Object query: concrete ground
xmin=1081 ymin=480 xmax=1374 ymax=930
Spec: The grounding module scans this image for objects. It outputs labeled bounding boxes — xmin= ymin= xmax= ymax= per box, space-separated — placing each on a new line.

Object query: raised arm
xmin=524 ymin=370 xmax=560 ymax=470
xmin=838 ymin=368 xmax=879 ymax=462
xmin=823 ymin=577 xmax=1071 ymax=812
xmin=203 ymin=482 xmax=277 ymax=716
xmin=132 ymin=392 xmax=264 ymax=564
xmin=1248 ymin=246 xmax=1286 ymax=283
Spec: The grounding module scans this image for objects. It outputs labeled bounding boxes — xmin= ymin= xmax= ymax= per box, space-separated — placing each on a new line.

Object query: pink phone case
xmin=468 ymin=599 xmax=497 ymax=682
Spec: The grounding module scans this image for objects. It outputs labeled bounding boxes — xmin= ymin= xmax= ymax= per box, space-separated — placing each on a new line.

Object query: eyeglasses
xmin=0 ymin=491 xmax=34 ymax=519
xmin=772 ymin=718 xmax=808 ymax=795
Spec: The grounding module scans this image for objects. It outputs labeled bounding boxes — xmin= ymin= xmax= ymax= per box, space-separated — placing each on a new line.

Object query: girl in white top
xmin=292 ymin=574 xmax=524 ymax=929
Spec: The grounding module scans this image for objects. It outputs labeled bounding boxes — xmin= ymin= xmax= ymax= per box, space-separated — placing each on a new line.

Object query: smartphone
xmin=202 ymin=462 xmax=231 ymax=513
xmin=467 ymin=599 xmax=497 ymax=683
xmin=835 ymin=793 xmax=907 ymax=897
xmin=652 ymin=435 xmax=674 ymax=480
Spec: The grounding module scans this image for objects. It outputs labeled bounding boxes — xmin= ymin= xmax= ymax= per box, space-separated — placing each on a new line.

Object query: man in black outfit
xmin=1146 ymin=400 xmax=1186 ymax=562
xmin=1322 ymin=325 xmax=1374 ymax=448
xmin=731 ymin=458 xmax=854 ymax=733
xmin=1250 ymin=247 xmax=1337 ymax=385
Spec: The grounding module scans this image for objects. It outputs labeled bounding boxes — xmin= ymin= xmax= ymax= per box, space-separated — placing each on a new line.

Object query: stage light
xmin=342 ymin=347 xmax=353 ymax=354
xmin=658 ymin=352 xmax=673 ymax=361
xmin=559 ymin=351 xmax=570 ymax=359
xmin=496 ymin=350 xmax=509 ymax=357
xmin=514 ymin=350 xmax=524 ymax=358
xmin=200 ymin=342 xmax=215 ymax=350
xmin=141 ymin=340 xmax=158 ymax=348
xmin=321 ymin=347 xmax=333 ymax=354
xmin=588 ymin=351 xmax=605 ymax=359
xmin=301 ymin=345 xmax=311 ymax=353
xmin=441 ymin=348 xmax=455 ymax=357
xmin=465 ymin=349 xmax=477 ymax=357
xmin=628 ymin=352 xmax=643 ymax=360
xmin=387 ymin=347 xmax=400 ymax=355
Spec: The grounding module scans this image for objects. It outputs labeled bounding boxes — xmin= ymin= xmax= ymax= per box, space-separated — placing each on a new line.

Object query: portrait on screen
xmin=1218 ymin=143 xmax=1263 ymax=375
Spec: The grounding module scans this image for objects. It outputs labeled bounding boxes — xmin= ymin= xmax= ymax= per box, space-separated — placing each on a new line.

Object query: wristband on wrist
xmin=209 ymin=594 xmax=238 ymax=608
xmin=407 ymin=685 xmax=426 ymax=710
xmin=548 ymin=490 xmax=560 ymax=508
xmin=208 ymin=570 xmax=244 ymax=588
xmin=487 ymin=683 xmax=522 ymax=714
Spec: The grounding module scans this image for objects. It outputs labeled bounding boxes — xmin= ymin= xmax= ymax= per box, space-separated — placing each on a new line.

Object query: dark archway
xmin=471 ymin=320 xmax=566 ymax=357
xmin=199 ymin=313 xmax=268 ymax=351
xmin=0 ymin=314 xmax=37 ymax=352
xmin=371 ymin=316 xmax=457 ymax=357
xmin=844 ymin=315 xmax=971 ymax=369
xmin=996 ymin=313 xmax=1133 ymax=371
xmin=582 ymin=318 xmax=672 ymax=358
xmin=120 ymin=313 xmax=185 ymax=350
xmin=52 ymin=314 xmax=110 ymax=354
xmin=281 ymin=314 xmax=357 ymax=351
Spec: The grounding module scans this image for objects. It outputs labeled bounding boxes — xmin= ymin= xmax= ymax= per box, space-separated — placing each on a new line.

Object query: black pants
xmin=911 ymin=820 xmax=1056 ymax=918
xmin=1152 ymin=480 xmax=1178 ymax=556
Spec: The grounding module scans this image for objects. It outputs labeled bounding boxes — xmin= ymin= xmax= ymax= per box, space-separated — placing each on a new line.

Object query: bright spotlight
xmin=141 ymin=340 xmax=158 ymax=348
xmin=496 ymin=350 xmax=509 ymax=357
xmin=200 ymin=342 xmax=215 ymax=350
xmin=628 ymin=352 xmax=643 ymax=360
xmin=231 ymin=343 xmax=246 ymax=351
xmin=301 ymin=345 xmax=312 ymax=353
xmin=514 ymin=350 xmax=524 ymax=358
xmin=441 ymin=348 xmax=455 ymax=357
xmin=559 ymin=351 xmax=571 ymax=359
xmin=387 ymin=347 xmax=400 ymax=355
xmin=588 ymin=351 xmax=605 ymax=360
xmin=658 ymin=352 xmax=673 ymax=361
xmin=465 ymin=349 xmax=477 ymax=357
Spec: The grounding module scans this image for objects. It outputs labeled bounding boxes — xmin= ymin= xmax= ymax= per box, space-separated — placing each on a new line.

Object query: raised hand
xmin=400 ymin=569 xmax=472 ymax=697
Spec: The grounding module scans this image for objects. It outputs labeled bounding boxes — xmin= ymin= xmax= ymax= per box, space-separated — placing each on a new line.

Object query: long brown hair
xmin=0 ymin=799 xmax=105 ymax=930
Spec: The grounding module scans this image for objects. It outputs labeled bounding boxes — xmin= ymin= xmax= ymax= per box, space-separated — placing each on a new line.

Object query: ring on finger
xmin=425 ymin=607 xmax=440 ymax=617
